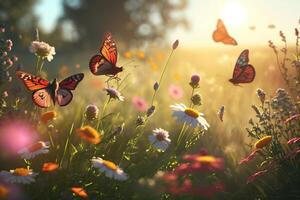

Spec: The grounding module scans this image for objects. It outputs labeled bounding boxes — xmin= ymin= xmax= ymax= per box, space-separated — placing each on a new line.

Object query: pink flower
xmin=239 ymin=149 xmax=261 ymax=165
xmin=284 ymin=114 xmax=300 ymax=124
xmin=168 ymin=84 xmax=183 ymax=99
xmin=132 ymin=96 xmax=148 ymax=112
xmin=287 ymin=137 xmax=300 ymax=145
xmin=246 ymin=170 xmax=268 ymax=184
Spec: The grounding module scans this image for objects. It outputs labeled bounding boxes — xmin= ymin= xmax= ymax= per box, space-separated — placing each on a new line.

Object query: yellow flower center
xmin=196 ymin=156 xmax=216 ymax=163
xmin=28 ymin=142 xmax=44 ymax=152
xmin=13 ymin=168 xmax=29 ymax=176
xmin=184 ymin=108 xmax=200 ymax=118
xmin=255 ymin=136 xmax=272 ymax=149
xmin=102 ymin=160 xmax=118 ymax=171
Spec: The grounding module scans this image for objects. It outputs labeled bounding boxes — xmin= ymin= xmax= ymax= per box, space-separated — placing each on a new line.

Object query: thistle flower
xmin=85 ymin=104 xmax=99 ymax=120
xmin=256 ymin=88 xmax=266 ymax=103
xmin=171 ymin=104 xmax=209 ymax=130
xmin=76 ymin=126 xmax=101 ymax=144
xmin=40 ymin=111 xmax=57 ymax=124
xmin=191 ymin=93 xmax=202 ymax=106
xmin=148 ymin=128 xmax=171 ymax=151
xmin=42 ymin=162 xmax=59 ymax=172
xmin=29 ymin=41 xmax=56 ymax=62
xmin=91 ymin=157 xmax=128 ymax=181
xmin=255 ymin=136 xmax=272 ymax=149
xmin=189 ymin=74 xmax=200 ymax=88
xmin=104 ymin=87 xmax=124 ymax=101
xmin=71 ymin=187 xmax=88 ymax=199
xmin=0 ymin=168 xmax=38 ymax=184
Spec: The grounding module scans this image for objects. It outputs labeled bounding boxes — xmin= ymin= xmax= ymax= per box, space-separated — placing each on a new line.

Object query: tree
xmin=61 ymin=0 xmax=188 ymax=48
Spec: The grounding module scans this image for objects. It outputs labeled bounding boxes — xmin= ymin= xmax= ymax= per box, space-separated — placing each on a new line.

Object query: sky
xmin=34 ymin=0 xmax=300 ymax=47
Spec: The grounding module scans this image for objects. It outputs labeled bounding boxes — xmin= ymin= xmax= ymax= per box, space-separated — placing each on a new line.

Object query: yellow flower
xmin=0 ymin=184 xmax=8 ymax=199
xmin=41 ymin=111 xmax=57 ymax=124
xmin=136 ymin=50 xmax=145 ymax=59
xmin=76 ymin=126 xmax=101 ymax=144
xmin=255 ymin=136 xmax=272 ymax=149
xmin=123 ymin=51 xmax=132 ymax=59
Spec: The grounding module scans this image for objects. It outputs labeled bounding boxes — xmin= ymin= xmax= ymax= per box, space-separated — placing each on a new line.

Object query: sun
xmin=221 ymin=2 xmax=247 ymax=26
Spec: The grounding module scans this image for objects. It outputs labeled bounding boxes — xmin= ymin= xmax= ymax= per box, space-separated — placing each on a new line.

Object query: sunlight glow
xmin=221 ymin=2 xmax=247 ymax=26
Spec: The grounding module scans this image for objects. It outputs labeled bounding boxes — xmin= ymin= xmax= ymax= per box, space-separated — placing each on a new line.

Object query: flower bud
xmin=172 ymin=39 xmax=179 ymax=50
xmin=189 ymin=74 xmax=200 ymax=88
xmin=256 ymin=88 xmax=266 ymax=104
xmin=85 ymin=104 xmax=99 ymax=121
xmin=191 ymin=93 xmax=202 ymax=106
xmin=153 ymin=82 xmax=159 ymax=91
xmin=146 ymin=105 xmax=155 ymax=117
xmin=136 ymin=116 xmax=145 ymax=126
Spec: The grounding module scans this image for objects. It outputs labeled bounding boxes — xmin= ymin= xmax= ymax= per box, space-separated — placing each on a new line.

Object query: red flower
xmin=287 ymin=137 xmax=300 ymax=145
xmin=239 ymin=149 xmax=261 ymax=165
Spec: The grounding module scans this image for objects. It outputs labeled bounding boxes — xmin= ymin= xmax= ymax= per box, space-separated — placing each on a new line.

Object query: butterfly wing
xmin=212 ymin=19 xmax=237 ymax=45
xmin=56 ymin=88 xmax=73 ymax=106
xmin=59 ymin=73 xmax=84 ymax=90
xmin=100 ymin=32 xmax=118 ymax=65
xmin=89 ymin=54 xmax=115 ymax=75
xmin=32 ymin=88 xmax=52 ymax=108
xmin=16 ymin=71 xmax=50 ymax=91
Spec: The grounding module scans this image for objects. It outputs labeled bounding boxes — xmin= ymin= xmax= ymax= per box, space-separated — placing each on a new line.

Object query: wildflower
xmin=132 ymin=96 xmax=148 ymax=112
xmin=146 ymin=105 xmax=156 ymax=117
xmin=153 ymin=82 xmax=159 ymax=91
xmin=85 ymin=104 xmax=99 ymax=120
xmin=171 ymin=104 xmax=209 ymax=130
xmin=91 ymin=157 xmax=128 ymax=181
xmin=284 ymin=114 xmax=300 ymax=124
xmin=29 ymin=41 xmax=56 ymax=62
xmin=6 ymin=40 xmax=13 ymax=48
xmin=136 ymin=50 xmax=145 ymax=59
xmin=191 ymin=93 xmax=202 ymax=106
xmin=136 ymin=116 xmax=145 ymax=126
xmin=104 ymin=87 xmax=124 ymax=101
xmin=71 ymin=187 xmax=88 ymax=199
xmin=42 ymin=162 xmax=59 ymax=172
xmin=271 ymin=88 xmax=296 ymax=116
xmin=18 ymin=141 xmax=50 ymax=159
xmin=256 ymin=88 xmax=266 ymax=103
xmin=168 ymin=84 xmax=183 ymax=99
xmin=148 ymin=128 xmax=171 ymax=151
xmin=40 ymin=111 xmax=57 ymax=124
xmin=255 ymin=136 xmax=272 ymax=149
xmin=0 ymin=168 xmax=38 ymax=184
xmin=76 ymin=126 xmax=101 ymax=144
xmin=5 ymin=58 xmax=13 ymax=67
xmin=246 ymin=170 xmax=268 ymax=184
xmin=287 ymin=137 xmax=300 ymax=145
xmin=123 ymin=51 xmax=132 ymax=59
xmin=172 ymin=39 xmax=179 ymax=50
xmin=189 ymin=74 xmax=200 ymax=88
xmin=0 ymin=184 xmax=8 ymax=199
xmin=217 ymin=105 xmax=225 ymax=122
xmin=239 ymin=149 xmax=261 ymax=164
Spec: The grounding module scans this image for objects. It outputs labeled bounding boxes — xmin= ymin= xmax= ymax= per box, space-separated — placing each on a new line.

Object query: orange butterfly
xmin=89 ymin=32 xmax=123 ymax=77
xmin=16 ymin=71 xmax=84 ymax=108
xmin=212 ymin=19 xmax=238 ymax=46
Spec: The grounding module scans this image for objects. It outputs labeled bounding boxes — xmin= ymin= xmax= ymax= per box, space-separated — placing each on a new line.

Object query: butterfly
xmin=229 ymin=49 xmax=255 ymax=85
xmin=16 ymin=71 xmax=84 ymax=108
xmin=217 ymin=105 xmax=225 ymax=122
xmin=212 ymin=19 xmax=238 ymax=46
xmin=89 ymin=32 xmax=123 ymax=77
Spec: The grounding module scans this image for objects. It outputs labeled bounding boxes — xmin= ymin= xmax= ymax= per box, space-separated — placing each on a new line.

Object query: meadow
xmin=0 ymin=24 xmax=299 ymax=200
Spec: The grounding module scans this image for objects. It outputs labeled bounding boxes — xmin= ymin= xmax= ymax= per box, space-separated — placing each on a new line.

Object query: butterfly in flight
xmin=89 ymin=32 xmax=123 ymax=77
xmin=229 ymin=49 xmax=255 ymax=85
xmin=16 ymin=71 xmax=84 ymax=108
xmin=212 ymin=19 xmax=238 ymax=46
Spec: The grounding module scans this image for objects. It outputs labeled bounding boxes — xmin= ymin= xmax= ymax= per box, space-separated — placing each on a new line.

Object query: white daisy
xmin=170 ymin=103 xmax=210 ymax=130
xmin=91 ymin=157 xmax=128 ymax=181
xmin=29 ymin=41 xmax=56 ymax=62
xmin=18 ymin=141 xmax=50 ymax=159
xmin=148 ymin=128 xmax=171 ymax=151
xmin=0 ymin=168 xmax=38 ymax=184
